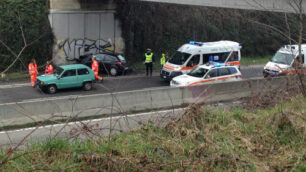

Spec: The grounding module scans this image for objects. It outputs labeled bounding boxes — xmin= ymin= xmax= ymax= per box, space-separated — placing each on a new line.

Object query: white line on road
xmin=0 ymin=108 xmax=185 ymax=135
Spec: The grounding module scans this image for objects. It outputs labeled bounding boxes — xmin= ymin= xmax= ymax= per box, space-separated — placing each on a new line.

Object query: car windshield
xmin=168 ymin=51 xmax=191 ymax=65
xmin=55 ymin=67 xmax=64 ymax=76
xmin=187 ymin=67 xmax=208 ymax=78
xmin=271 ymin=52 xmax=295 ymax=65
xmin=118 ymin=55 xmax=126 ymax=62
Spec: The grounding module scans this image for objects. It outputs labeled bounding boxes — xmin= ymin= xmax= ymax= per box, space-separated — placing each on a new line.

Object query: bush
xmin=116 ymin=1 xmax=297 ymax=63
xmin=0 ymin=0 xmax=54 ymax=72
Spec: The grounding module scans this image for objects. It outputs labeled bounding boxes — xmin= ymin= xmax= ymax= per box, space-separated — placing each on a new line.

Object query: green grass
xmin=0 ymin=97 xmax=305 ymax=171
xmin=241 ymin=55 xmax=272 ymax=65
xmin=0 ymin=72 xmax=29 ymax=81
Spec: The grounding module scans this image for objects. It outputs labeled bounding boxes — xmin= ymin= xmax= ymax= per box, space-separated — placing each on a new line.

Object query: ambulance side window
xmin=205 ymin=69 xmax=218 ymax=78
xmin=228 ymin=52 xmax=239 ymax=62
xmin=187 ymin=55 xmax=200 ymax=67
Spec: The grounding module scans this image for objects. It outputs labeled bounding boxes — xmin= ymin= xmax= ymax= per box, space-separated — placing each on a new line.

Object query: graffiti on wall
xmin=52 ymin=38 xmax=124 ymax=65
xmin=58 ymin=39 xmax=112 ymax=60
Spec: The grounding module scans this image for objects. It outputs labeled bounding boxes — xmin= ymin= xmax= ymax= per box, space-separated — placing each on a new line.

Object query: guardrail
xmin=0 ymin=76 xmax=302 ymax=127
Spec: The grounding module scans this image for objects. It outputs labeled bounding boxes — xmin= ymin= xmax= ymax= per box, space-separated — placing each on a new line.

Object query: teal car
xmin=36 ymin=64 xmax=95 ymax=94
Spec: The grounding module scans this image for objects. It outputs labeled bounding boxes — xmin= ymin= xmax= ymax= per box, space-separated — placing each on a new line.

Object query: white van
xmin=263 ymin=44 xmax=306 ymax=77
xmin=160 ymin=40 xmax=242 ymax=81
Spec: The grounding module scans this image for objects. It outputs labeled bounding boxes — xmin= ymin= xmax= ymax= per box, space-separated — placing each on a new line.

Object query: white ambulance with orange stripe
xmin=170 ymin=63 xmax=242 ymax=87
xmin=160 ymin=40 xmax=242 ymax=81
xmin=263 ymin=44 xmax=306 ymax=77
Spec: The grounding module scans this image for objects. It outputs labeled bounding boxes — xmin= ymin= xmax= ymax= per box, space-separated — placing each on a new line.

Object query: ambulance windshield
xmin=271 ymin=52 xmax=294 ymax=65
xmin=169 ymin=51 xmax=191 ymax=65
xmin=188 ymin=67 xmax=208 ymax=78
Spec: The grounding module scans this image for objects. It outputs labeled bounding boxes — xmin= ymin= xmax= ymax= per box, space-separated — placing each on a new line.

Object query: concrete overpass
xmin=141 ymin=0 xmax=305 ymax=13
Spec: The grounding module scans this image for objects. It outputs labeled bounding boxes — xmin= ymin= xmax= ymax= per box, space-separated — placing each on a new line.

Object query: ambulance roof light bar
xmin=189 ymin=41 xmax=203 ymax=46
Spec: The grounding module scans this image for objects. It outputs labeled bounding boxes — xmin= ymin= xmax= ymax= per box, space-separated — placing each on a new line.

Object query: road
xmin=0 ymin=66 xmax=263 ymax=104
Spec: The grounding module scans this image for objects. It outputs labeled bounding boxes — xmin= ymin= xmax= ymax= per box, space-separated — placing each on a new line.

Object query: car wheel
xmin=110 ymin=67 xmax=118 ymax=76
xmin=47 ymin=85 xmax=57 ymax=94
xmin=83 ymin=82 xmax=92 ymax=91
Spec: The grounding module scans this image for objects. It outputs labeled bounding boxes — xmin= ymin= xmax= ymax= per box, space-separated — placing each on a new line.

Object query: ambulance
xmin=160 ymin=40 xmax=242 ymax=81
xmin=263 ymin=44 xmax=306 ymax=77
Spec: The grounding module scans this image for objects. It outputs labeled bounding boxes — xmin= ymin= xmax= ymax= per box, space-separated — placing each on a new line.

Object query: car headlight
xmin=174 ymin=66 xmax=181 ymax=71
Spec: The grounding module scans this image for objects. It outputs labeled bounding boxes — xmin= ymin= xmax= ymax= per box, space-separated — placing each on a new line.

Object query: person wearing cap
xmin=91 ymin=56 xmax=103 ymax=81
xmin=160 ymin=52 xmax=168 ymax=69
xmin=144 ymin=49 xmax=155 ymax=76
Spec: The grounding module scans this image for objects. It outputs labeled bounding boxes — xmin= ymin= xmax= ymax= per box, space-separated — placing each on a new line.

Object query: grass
xmin=241 ymin=55 xmax=272 ymax=65
xmin=0 ymin=96 xmax=305 ymax=171
xmin=0 ymin=72 xmax=29 ymax=81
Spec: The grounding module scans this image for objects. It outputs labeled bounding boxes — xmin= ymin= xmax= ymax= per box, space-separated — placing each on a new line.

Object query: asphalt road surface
xmin=0 ymin=66 xmax=263 ymax=104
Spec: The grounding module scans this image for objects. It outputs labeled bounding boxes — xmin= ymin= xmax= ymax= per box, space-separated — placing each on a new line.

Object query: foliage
xmin=1 ymin=97 xmax=305 ymax=171
xmin=0 ymin=0 xmax=54 ymax=72
xmin=115 ymin=1 xmax=301 ymax=63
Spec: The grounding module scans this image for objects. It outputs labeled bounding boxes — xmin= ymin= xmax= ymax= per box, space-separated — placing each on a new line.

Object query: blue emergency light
xmin=189 ymin=41 xmax=203 ymax=46
xmin=214 ymin=62 xmax=221 ymax=67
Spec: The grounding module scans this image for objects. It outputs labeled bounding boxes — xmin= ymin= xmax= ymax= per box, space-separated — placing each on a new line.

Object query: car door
xmin=204 ymin=68 xmax=219 ymax=84
xmin=216 ymin=68 xmax=232 ymax=83
xmin=184 ymin=54 xmax=200 ymax=73
xmin=77 ymin=68 xmax=90 ymax=87
xmin=58 ymin=69 xmax=78 ymax=89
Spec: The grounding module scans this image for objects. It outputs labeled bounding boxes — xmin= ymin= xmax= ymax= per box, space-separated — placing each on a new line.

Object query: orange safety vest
xmin=92 ymin=60 xmax=99 ymax=72
xmin=28 ymin=63 xmax=37 ymax=75
xmin=45 ymin=64 xmax=54 ymax=74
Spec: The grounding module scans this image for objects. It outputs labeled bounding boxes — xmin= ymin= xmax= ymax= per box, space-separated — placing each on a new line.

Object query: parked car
xmin=170 ymin=63 xmax=242 ymax=87
xmin=36 ymin=64 xmax=95 ymax=94
xmin=78 ymin=53 xmax=129 ymax=76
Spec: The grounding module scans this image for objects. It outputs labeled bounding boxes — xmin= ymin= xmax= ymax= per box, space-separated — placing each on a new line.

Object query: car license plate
xmin=125 ymin=67 xmax=128 ymax=70
xmin=163 ymin=76 xmax=166 ymax=79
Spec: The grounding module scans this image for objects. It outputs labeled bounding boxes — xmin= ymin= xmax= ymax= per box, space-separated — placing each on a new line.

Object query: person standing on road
xmin=44 ymin=60 xmax=54 ymax=75
xmin=160 ymin=52 xmax=168 ymax=69
xmin=92 ymin=56 xmax=103 ymax=81
xmin=28 ymin=59 xmax=38 ymax=87
xmin=144 ymin=49 xmax=154 ymax=77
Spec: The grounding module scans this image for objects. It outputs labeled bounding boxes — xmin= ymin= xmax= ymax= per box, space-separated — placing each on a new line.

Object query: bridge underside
xmin=141 ymin=0 xmax=306 ymax=13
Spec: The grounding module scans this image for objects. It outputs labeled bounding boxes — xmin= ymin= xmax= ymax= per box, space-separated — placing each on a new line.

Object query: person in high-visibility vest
xmin=92 ymin=56 xmax=103 ymax=81
xmin=44 ymin=61 xmax=54 ymax=75
xmin=28 ymin=59 xmax=38 ymax=87
xmin=144 ymin=49 xmax=154 ymax=76
xmin=160 ymin=52 xmax=168 ymax=68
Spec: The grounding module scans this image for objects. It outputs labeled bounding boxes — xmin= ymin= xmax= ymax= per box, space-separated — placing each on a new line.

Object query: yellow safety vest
xmin=145 ymin=53 xmax=153 ymax=63
xmin=160 ymin=54 xmax=166 ymax=65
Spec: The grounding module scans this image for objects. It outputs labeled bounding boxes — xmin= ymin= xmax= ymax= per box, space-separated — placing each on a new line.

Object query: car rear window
xmin=77 ymin=68 xmax=89 ymax=75
xmin=229 ymin=67 xmax=238 ymax=74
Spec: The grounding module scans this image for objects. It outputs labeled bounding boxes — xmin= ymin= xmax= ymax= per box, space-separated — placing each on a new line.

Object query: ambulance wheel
xmin=110 ymin=68 xmax=118 ymax=76
xmin=47 ymin=85 xmax=57 ymax=94
xmin=83 ymin=82 xmax=92 ymax=91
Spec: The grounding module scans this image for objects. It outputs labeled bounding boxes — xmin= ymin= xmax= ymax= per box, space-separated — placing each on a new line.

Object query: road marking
xmin=0 ymin=108 xmax=185 ymax=134
xmin=0 ymin=83 xmax=29 ymax=89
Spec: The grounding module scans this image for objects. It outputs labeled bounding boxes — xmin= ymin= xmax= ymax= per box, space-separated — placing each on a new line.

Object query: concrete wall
xmin=0 ymin=76 xmax=301 ymax=127
xmin=49 ymin=0 xmax=124 ymax=65
xmin=141 ymin=0 xmax=306 ymax=13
